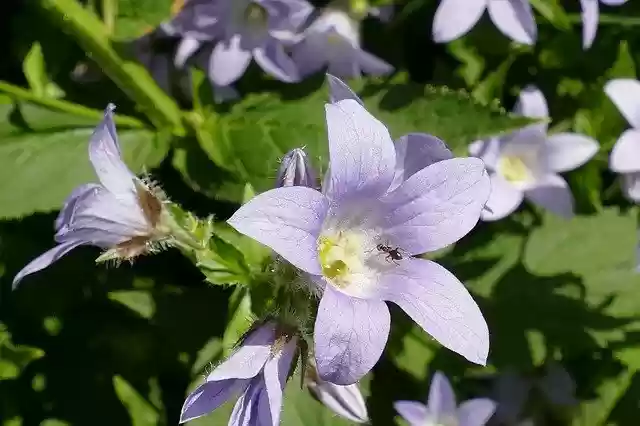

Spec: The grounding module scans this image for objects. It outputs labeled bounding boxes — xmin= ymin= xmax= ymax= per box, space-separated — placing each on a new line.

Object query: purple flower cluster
xmin=163 ymin=0 xmax=393 ymax=92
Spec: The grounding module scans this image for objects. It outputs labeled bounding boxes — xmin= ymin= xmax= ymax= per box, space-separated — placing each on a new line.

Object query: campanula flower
xmin=180 ymin=322 xmax=299 ymax=424
xmin=291 ymin=6 xmax=393 ymax=79
xmin=228 ymin=95 xmax=490 ymax=385
xmin=470 ymin=85 xmax=599 ymax=221
xmin=493 ymin=365 xmax=576 ymax=425
xmin=604 ymin=79 xmax=640 ymax=202
xmin=432 ymin=0 xmax=536 ymax=45
xmin=580 ymin=0 xmax=628 ymax=49
xmin=306 ymin=363 xmax=369 ymax=423
xmin=13 ymin=105 xmax=172 ymax=288
xmin=394 ymin=371 xmax=496 ymax=426
xmin=326 ymin=74 xmax=453 ymax=193
xmin=275 ymin=148 xmax=319 ymax=189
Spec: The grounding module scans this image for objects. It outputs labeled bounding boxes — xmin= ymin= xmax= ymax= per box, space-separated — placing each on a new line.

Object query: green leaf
xmin=108 ymin=290 xmax=156 ymax=319
xmin=0 ymin=323 xmax=45 ymax=380
xmin=196 ymin=234 xmax=252 ymax=286
xmin=204 ymin=76 xmax=535 ymax=193
xmin=0 ymin=127 xmax=168 ymax=219
xmin=23 ymin=42 xmax=64 ymax=99
xmin=530 ymin=0 xmax=571 ymax=31
xmin=113 ymin=0 xmax=175 ymax=41
xmin=39 ymin=0 xmax=184 ymax=133
xmin=221 ymin=287 xmax=254 ymax=356
xmin=112 ymin=375 xmax=160 ymax=426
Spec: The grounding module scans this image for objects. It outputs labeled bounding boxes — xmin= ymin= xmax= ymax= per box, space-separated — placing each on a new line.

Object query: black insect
xmin=376 ymin=243 xmax=404 ymax=264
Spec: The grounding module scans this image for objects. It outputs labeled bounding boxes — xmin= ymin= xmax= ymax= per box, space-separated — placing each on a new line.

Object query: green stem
xmin=39 ymin=0 xmax=185 ymax=134
xmin=564 ymin=13 xmax=640 ymax=26
xmin=102 ymin=0 xmax=118 ymax=34
xmin=0 ymin=81 xmax=145 ymax=128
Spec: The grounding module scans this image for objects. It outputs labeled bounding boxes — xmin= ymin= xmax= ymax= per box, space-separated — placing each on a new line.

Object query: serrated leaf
xmin=0 ymin=127 xmax=168 ymax=219
xmin=206 ymin=77 xmax=534 ymax=193
xmin=196 ymin=234 xmax=252 ymax=286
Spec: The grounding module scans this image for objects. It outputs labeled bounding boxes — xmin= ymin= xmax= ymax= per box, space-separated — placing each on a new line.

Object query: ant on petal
xmin=376 ymin=243 xmax=404 ymax=265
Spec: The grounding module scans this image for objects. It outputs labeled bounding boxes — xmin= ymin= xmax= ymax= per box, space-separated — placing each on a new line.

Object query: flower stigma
xmin=318 ymin=230 xmax=369 ymax=289
xmin=497 ymin=155 xmax=532 ymax=185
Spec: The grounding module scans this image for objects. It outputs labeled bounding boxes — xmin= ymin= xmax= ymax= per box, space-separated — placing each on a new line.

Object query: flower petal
xmin=12 ymin=240 xmax=85 ymax=289
xmin=308 ymin=380 xmax=369 ymax=423
xmin=604 ymin=79 xmax=640 ymax=128
xmin=391 ymin=133 xmax=454 ymax=190
xmin=427 ymin=372 xmax=457 ymax=418
xmin=291 ymin=36 xmax=327 ymax=77
xmin=175 ymin=36 xmax=202 ymax=68
xmin=357 ymin=49 xmax=394 ymax=76
xmin=254 ymin=39 xmax=300 ymax=83
xmin=376 ymin=258 xmax=489 ymax=365
xmin=393 ymin=401 xmax=428 ymax=425
xmin=262 ymin=337 xmax=298 ymax=426
xmin=457 ymin=399 xmax=497 ymax=426
xmin=544 ymin=133 xmax=599 ymax=173
xmin=324 ymin=100 xmax=396 ymax=201
xmin=327 ymin=73 xmax=363 ymax=105
xmin=314 ymin=285 xmax=390 ymax=385
xmin=514 ymin=85 xmax=548 ymax=119
xmin=525 ymin=174 xmax=574 ymax=218
xmin=381 ymin=158 xmax=490 ymax=255
xmin=227 ymin=187 xmax=329 ymax=275
xmin=468 ymin=138 xmax=501 ymax=170
xmin=229 ymin=378 xmax=266 ymax=426
xmin=209 ymin=34 xmax=252 ymax=86
xmin=180 ymin=379 xmax=248 ymax=423
xmin=481 ymin=173 xmax=524 ymax=221
xmin=207 ymin=322 xmax=276 ymax=381
xmin=610 ymin=129 xmax=640 ymax=173
xmin=55 ymin=183 xmax=101 ymax=233
xmin=89 ymin=104 xmax=137 ymax=199
xmin=487 ymin=0 xmax=537 ymax=45
xmin=432 ymin=0 xmax=486 ymax=43
xmin=622 ymin=172 xmax=640 ymax=202
xmin=580 ymin=0 xmax=599 ymax=49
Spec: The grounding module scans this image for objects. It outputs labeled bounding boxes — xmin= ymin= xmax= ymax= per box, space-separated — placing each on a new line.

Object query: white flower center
xmin=244 ymin=2 xmax=268 ymax=26
xmin=311 ymin=9 xmax=360 ymax=47
xmin=497 ymin=155 xmax=532 ymax=185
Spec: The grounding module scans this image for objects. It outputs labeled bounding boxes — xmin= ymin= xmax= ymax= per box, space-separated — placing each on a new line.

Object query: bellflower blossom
xmin=291 ymin=7 xmax=393 ymax=79
xmin=306 ymin=363 xmax=369 ymax=423
xmin=180 ymin=322 xmax=298 ymax=423
xmin=432 ymin=0 xmax=537 ymax=45
xmin=469 ymin=85 xmax=599 ymax=221
xmin=604 ymin=79 xmax=640 ymax=202
xmin=492 ymin=365 xmax=576 ymax=425
xmin=228 ymin=95 xmax=491 ymax=385
xmin=394 ymin=371 xmax=496 ymax=426
xmin=13 ymin=105 xmax=172 ymax=288
xmin=580 ymin=0 xmax=628 ymax=49
xmin=166 ymin=0 xmax=305 ymax=86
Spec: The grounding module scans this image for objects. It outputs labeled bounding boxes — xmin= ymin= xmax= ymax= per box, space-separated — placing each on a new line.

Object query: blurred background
xmin=3 ymin=0 xmax=640 ymax=425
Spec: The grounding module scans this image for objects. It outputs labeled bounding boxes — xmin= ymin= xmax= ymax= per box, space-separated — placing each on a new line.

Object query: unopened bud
xmin=276 ymin=148 xmax=318 ymax=189
xmin=307 ymin=365 xmax=369 ymax=423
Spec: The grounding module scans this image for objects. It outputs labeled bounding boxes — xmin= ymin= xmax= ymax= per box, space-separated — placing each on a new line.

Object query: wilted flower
xmin=291 ymin=6 xmax=393 ymax=79
xmin=580 ymin=0 xmax=628 ymax=49
xmin=228 ymin=94 xmax=490 ymax=385
xmin=470 ymin=85 xmax=599 ymax=221
xmin=432 ymin=0 xmax=536 ymax=45
xmin=166 ymin=0 xmax=306 ymax=86
xmin=276 ymin=148 xmax=319 ymax=189
xmin=604 ymin=79 xmax=640 ymax=202
xmin=394 ymin=371 xmax=496 ymax=426
xmin=180 ymin=322 xmax=299 ymax=423
xmin=306 ymin=363 xmax=369 ymax=423
xmin=493 ymin=365 xmax=577 ymax=425
xmin=13 ymin=105 xmax=172 ymax=288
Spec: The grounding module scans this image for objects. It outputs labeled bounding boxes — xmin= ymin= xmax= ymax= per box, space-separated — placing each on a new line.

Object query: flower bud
xmin=275 ymin=148 xmax=318 ymax=189
xmin=306 ymin=365 xmax=369 ymax=423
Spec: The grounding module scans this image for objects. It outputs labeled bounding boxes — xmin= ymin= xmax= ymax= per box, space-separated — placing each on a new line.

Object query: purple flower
xmin=13 ymin=105 xmax=170 ymax=288
xmin=275 ymin=148 xmax=319 ymax=189
xmin=167 ymin=0 xmax=306 ymax=86
xmin=432 ymin=0 xmax=536 ymax=45
xmin=327 ymin=74 xmax=453 ymax=192
xmin=180 ymin=322 xmax=299 ymax=424
xmin=492 ymin=365 xmax=576 ymax=424
xmin=228 ymin=95 xmax=490 ymax=384
xmin=580 ymin=0 xmax=628 ymax=49
xmin=469 ymin=85 xmax=599 ymax=221
xmin=291 ymin=7 xmax=393 ymax=79
xmin=604 ymin=79 xmax=640 ymax=202
xmin=394 ymin=371 xmax=496 ymax=426
xmin=306 ymin=363 xmax=369 ymax=423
